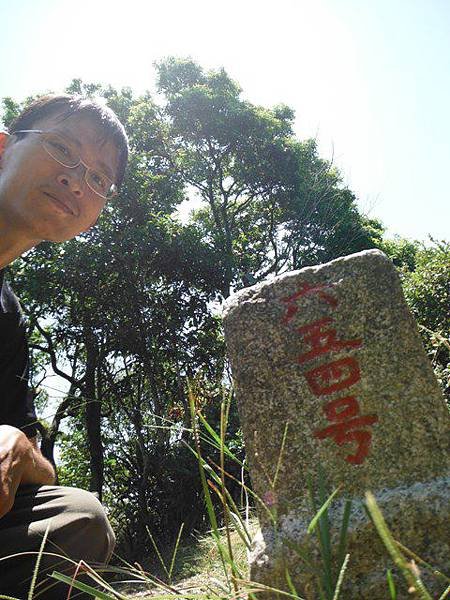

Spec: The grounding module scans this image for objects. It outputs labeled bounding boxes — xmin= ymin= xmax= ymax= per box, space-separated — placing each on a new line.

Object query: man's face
xmin=0 ymin=110 xmax=120 ymax=243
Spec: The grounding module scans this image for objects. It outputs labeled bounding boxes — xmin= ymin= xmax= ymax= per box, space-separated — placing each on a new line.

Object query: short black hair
xmin=9 ymin=94 xmax=129 ymax=188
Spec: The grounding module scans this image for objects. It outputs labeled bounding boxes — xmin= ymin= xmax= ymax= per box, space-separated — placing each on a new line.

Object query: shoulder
xmin=0 ymin=269 xmax=22 ymax=314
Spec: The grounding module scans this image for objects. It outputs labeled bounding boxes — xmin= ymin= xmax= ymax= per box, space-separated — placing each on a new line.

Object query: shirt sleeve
xmin=0 ymin=282 xmax=38 ymax=439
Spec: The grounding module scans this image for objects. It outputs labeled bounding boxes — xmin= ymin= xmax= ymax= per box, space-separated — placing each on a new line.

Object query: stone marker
xmin=222 ymin=249 xmax=450 ymax=599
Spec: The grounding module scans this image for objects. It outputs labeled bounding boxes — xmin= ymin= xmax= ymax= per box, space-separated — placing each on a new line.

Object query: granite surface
xmin=223 ymin=249 xmax=450 ymax=598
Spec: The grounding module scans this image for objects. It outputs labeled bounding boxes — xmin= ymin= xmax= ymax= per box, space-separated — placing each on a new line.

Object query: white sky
xmin=1 ymin=0 xmax=449 ymax=242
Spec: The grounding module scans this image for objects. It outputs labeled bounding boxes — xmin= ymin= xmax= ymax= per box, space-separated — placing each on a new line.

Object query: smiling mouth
xmin=43 ymin=192 xmax=75 ymax=216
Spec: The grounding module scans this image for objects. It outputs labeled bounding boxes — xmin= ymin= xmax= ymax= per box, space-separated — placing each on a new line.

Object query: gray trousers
xmin=0 ymin=485 xmax=115 ymax=599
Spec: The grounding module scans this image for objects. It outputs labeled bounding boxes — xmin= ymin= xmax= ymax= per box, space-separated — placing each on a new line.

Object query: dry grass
xmin=113 ymin=520 xmax=256 ymax=598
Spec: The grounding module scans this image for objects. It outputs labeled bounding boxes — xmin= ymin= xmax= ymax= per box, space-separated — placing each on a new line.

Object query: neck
xmin=0 ymin=213 xmax=38 ymax=270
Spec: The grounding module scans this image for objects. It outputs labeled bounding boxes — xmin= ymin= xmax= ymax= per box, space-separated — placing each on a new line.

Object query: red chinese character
xmin=314 ymin=416 xmax=379 ymax=464
xmin=281 ymin=282 xmax=338 ymax=325
xmin=314 ymin=396 xmax=379 ymax=464
xmin=305 ymin=357 xmax=360 ymax=395
xmin=296 ymin=317 xmax=362 ymax=364
xmin=323 ymin=395 xmax=360 ymax=421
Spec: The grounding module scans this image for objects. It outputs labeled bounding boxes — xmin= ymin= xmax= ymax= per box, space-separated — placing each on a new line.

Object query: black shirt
xmin=0 ymin=269 xmax=37 ymax=438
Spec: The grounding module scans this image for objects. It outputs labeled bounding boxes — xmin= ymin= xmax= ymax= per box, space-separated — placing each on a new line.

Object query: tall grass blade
xmin=198 ymin=413 xmax=244 ymax=467
xmin=285 ymin=567 xmax=299 ymax=597
xmin=365 ymin=492 xmax=433 ymax=600
xmin=28 ymin=521 xmax=51 ymax=600
xmin=54 ymin=569 xmax=211 ymax=600
xmin=220 ymin=398 xmax=239 ymax=593
xmin=332 ymin=553 xmax=349 ymax=600
xmin=228 ymin=510 xmax=253 ymax=550
xmin=188 ymin=384 xmax=229 ymax=583
xmin=189 ymin=386 xmax=219 ymax=533
xmin=438 ymin=584 xmax=450 ymax=600
xmin=168 ymin=522 xmax=185 ymax=581
xmin=146 ymin=526 xmax=170 ymax=581
xmin=395 ymin=541 xmax=450 ymax=584
xmin=317 ymin=466 xmax=334 ymax=599
xmin=234 ymin=577 xmax=307 ymax=599
xmin=387 ymin=569 xmax=397 ymax=599
xmin=336 ymin=499 xmax=352 ymax=571
xmin=307 ymin=486 xmax=341 ymax=536
xmin=203 ymin=457 xmax=252 ymax=537
xmin=50 ymin=572 xmax=116 ymax=599
xmin=273 ymin=422 xmax=290 ymax=488
xmin=307 ymin=474 xmax=329 ymax=600
xmin=283 ymin=539 xmax=322 ymax=575
xmin=205 ymin=479 xmax=246 ymax=581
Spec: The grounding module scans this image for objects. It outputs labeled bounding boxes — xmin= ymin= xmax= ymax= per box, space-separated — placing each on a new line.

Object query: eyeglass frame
xmin=11 ymin=129 xmax=118 ymax=200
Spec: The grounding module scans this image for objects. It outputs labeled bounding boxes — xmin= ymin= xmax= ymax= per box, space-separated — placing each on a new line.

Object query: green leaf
xmin=386 ymin=569 xmax=397 ymax=600
xmin=285 ymin=566 xmax=299 ymax=596
xmin=307 ymin=486 xmax=341 ymax=535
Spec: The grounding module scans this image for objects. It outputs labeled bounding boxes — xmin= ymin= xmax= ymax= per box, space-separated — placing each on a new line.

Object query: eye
xmin=89 ymin=170 xmax=108 ymax=191
xmin=44 ymin=134 xmax=77 ymax=165
xmin=49 ymin=140 xmax=70 ymax=156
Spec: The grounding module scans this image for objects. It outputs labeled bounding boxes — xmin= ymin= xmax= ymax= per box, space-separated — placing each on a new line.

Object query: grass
xmin=3 ymin=389 xmax=449 ymax=600
xmin=175 ymin=521 xmax=253 ymax=585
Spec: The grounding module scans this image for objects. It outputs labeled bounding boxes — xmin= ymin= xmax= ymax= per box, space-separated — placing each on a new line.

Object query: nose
xmin=56 ymin=171 xmax=84 ymax=197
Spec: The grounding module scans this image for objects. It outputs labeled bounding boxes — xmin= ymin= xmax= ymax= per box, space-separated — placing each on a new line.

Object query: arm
xmin=22 ymin=435 xmax=56 ymax=486
xmin=0 ymin=425 xmax=56 ymax=519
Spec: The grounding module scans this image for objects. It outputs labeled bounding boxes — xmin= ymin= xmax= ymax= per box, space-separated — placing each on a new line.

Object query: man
xmin=0 ymin=94 xmax=129 ymax=598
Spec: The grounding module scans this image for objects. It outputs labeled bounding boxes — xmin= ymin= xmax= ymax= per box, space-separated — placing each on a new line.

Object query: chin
xmin=43 ymin=229 xmax=81 ymax=243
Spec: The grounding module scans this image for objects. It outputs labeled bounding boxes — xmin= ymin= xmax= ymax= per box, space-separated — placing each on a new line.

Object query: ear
xmin=0 ymin=131 xmax=10 ymax=160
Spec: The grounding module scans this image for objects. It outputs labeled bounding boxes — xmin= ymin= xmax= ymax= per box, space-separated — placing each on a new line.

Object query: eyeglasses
xmin=12 ymin=129 xmax=118 ymax=200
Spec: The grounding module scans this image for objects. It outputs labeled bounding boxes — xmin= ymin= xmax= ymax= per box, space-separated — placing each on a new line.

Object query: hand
xmin=0 ymin=425 xmax=34 ymax=519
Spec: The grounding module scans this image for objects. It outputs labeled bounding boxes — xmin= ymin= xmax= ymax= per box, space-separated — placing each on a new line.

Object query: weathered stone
xmin=222 ymin=249 xmax=450 ymax=599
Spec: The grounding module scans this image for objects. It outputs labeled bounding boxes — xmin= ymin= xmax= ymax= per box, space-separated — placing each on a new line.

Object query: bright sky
xmin=1 ymin=0 xmax=449 ymax=242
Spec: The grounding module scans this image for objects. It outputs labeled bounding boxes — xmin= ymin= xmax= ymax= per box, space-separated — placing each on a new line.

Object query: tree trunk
xmin=36 ymin=381 xmax=80 ymax=483
xmin=84 ymin=329 xmax=104 ymax=501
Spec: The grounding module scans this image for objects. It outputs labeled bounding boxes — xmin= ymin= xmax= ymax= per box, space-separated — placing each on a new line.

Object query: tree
xmin=153 ymin=57 xmax=380 ymax=297
xmin=401 ymin=240 xmax=450 ymax=405
xmin=377 ymin=235 xmax=420 ymax=271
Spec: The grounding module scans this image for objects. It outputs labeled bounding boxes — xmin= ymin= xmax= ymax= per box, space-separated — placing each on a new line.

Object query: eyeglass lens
xmin=43 ymin=134 xmax=115 ymax=198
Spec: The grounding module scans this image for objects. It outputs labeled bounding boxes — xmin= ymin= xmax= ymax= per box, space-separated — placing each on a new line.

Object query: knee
xmin=52 ymin=487 xmax=116 ymax=563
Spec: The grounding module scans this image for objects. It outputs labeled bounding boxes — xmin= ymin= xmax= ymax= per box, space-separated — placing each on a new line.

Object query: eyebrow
xmin=57 ymin=128 xmax=115 ymax=181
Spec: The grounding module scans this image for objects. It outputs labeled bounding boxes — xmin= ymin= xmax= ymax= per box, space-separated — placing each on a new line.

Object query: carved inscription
xmin=281 ymin=283 xmax=378 ymax=464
